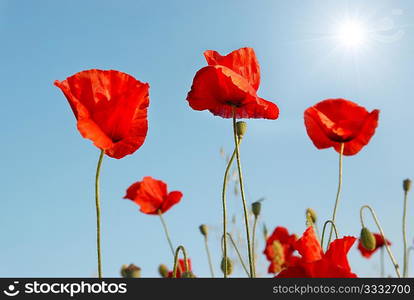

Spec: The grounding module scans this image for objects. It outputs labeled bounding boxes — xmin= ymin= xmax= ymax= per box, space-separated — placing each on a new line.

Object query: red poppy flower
xmin=304 ymin=99 xmax=379 ymax=155
xmin=167 ymin=259 xmax=192 ymax=278
xmin=358 ymin=233 xmax=391 ymax=258
xmin=124 ymin=176 xmax=182 ymax=215
xmin=263 ymin=227 xmax=298 ymax=274
xmin=277 ymin=227 xmax=357 ymax=278
xmin=54 ymin=69 xmax=149 ymax=159
xmin=186 ymin=47 xmax=279 ymax=119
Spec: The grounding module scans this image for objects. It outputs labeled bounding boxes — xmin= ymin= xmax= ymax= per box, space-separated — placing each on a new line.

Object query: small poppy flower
xmin=167 ymin=259 xmax=193 ymax=278
xmin=263 ymin=227 xmax=298 ymax=274
xmin=124 ymin=176 xmax=182 ymax=215
xmin=55 ymin=69 xmax=149 ymax=159
xmin=186 ymin=47 xmax=279 ymax=119
xmin=277 ymin=227 xmax=357 ymax=278
xmin=304 ymin=99 xmax=379 ymax=155
xmin=358 ymin=233 xmax=391 ymax=259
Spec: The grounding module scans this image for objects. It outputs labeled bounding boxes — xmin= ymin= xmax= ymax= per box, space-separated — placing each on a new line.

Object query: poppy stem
xmin=360 ymin=205 xmax=401 ymax=278
xmin=252 ymin=215 xmax=258 ymax=276
xmin=402 ymin=189 xmax=409 ymax=277
xmin=232 ymin=109 xmax=254 ymax=278
xmin=95 ymin=149 xmax=104 ymax=279
xmin=172 ymin=245 xmax=189 ymax=278
xmin=203 ymin=235 xmax=215 ymax=278
xmin=221 ymin=233 xmax=250 ymax=277
xmin=328 ymin=142 xmax=344 ymax=245
xmin=158 ymin=210 xmax=175 ymax=256
xmin=221 ymin=148 xmax=237 ymax=278
xmin=320 ymin=220 xmax=338 ymax=251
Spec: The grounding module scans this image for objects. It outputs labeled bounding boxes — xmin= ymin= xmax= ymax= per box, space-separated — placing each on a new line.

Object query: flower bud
xmin=252 ymin=201 xmax=261 ymax=218
xmin=120 ymin=264 xmax=141 ymax=278
xmin=236 ymin=121 xmax=247 ymax=139
xmin=158 ymin=264 xmax=169 ymax=278
xmin=263 ymin=224 xmax=268 ymax=240
xmin=306 ymin=208 xmax=317 ymax=223
xmin=360 ymin=227 xmax=376 ymax=251
xmin=199 ymin=224 xmax=208 ymax=237
xmin=220 ymin=257 xmax=233 ymax=276
xmin=403 ymin=179 xmax=411 ymax=192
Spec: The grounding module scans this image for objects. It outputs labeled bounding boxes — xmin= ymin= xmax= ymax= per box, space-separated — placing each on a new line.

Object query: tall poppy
xmin=358 ymin=233 xmax=391 ymax=258
xmin=186 ymin=47 xmax=279 ymax=119
xmin=263 ymin=227 xmax=298 ymax=274
xmin=304 ymin=99 xmax=379 ymax=155
xmin=55 ymin=69 xmax=149 ymax=159
xmin=277 ymin=227 xmax=357 ymax=278
xmin=124 ymin=176 xmax=182 ymax=215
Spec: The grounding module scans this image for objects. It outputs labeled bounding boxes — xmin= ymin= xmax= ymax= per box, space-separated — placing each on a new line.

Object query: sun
xmin=337 ymin=20 xmax=367 ymax=49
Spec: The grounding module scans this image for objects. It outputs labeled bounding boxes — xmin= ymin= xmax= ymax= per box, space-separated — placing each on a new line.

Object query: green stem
xmin=203 ymin=236 xmax=215 ymax=278
xmin=95 ymin=149 xmax=104 ymax=278
xmin=172 ymin=245 xmax=189 ymax=278
xmin=221 ymin=148 xmax=236 ymax=278
xmin=320 ymin=220 xmax=338 ymax=251
xmin=158 ymin=210 xmax=175 ymax=256
xmin=252 ymin=216 xmax=258 ymax=276
xmin=360 ymin=205 xmax=401 ymax=278
xmin=221 ymin=233 xmax=250 ymax=276
xmin=328 ymin=142 xmax=344 ymax=245
xmin=232 ymin=110 xmax=254 ymax=278
xmin=403 ymin=190 xmax=409 ymax=277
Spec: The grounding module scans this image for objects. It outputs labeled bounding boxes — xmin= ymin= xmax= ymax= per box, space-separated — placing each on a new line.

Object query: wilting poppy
xmin=263 ymin=227 xmax=298 ymax=274
xmin=55 ymin=69 xmax=149 ymax=159
xmin=167 ymin=259 xmax=193 ymax=278
xmin=358 ymin=233 xmax=391 ymax=258
xmin=124 ymin=176 xmax=182 ymax=215
xmin=304 ymin=99 xmax=379 ymax=155
xmin=277 ymin=227 xmax=357 ymax=278
xmin=186 ymin=47 xmax=279 ymax=119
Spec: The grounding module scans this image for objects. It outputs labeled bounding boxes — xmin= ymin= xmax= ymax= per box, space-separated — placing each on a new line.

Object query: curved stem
xmin=328 ymin=142 xmax=344 ymax=245
xmin=403 ymin=190 xmax=409 ymax=277
xmin=221 ymin=148 xmax=236 ymax=278
xmin=158 ymin=210 xmax=175 ymax=256
xmin=252 ymin=216 xmax=258 ymax=276
xmin=203 ymin=236 xmax=215 ymax=278
xmin=232 ymin=109 xmax=254 ymax=278
xmin=221 ymin=233 xmax=250 ymax=276
xmin=95 ymin=149 xmax=104 ymax=278
xmin=320 ymin=220 xmax=338 ymax=251
xmin=360 ymin=205 xmax=401 ymax=278
xmin=172 ymin=245 xmax=189 ymax=278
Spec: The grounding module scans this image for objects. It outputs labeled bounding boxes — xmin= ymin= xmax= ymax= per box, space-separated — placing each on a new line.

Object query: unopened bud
xmin=120 ymin=264 xmax=141 ymax=278
xmin=360 ymin=227 xmax=376 ymax=251
xmin=199 ymin=224 xmax=208 ymax=237
xmin=220 ymin=257 xmax=233 ymax=276
xmin=306 ymin=208 xmax=317 ymax=223
xmin=263 ymin=224 xmax=269 ymax=240
xmin=252 ymin=201 xmax=261 ymax=218
xmin=236 ymin=121 xmax=247 ymax=139
xmin=158 ymin=264 xmax=169 ymax=278
xmin=403 ymin=179 xmax=411 ymax=192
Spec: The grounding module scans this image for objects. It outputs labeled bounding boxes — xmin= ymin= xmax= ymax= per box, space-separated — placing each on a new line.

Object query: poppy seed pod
xmin=306 ymin=208 xmax=317 ymax=223
xmin=220 ymin=257 xmax=233 ymax=276
xmin=252 ymin=201 xmax=261 ymax=218
xmin=120 ymin=264 xmax=141 ymax=278
xmin=360 ymin=227 xmax=376 ymax=251
xmin=403 ymin=179 xmax=411 ymax=192
xmin=199 ymin=224 xmax=208 ymax=237
xmin=158 ymin=264 xmax=169 ymax=278
xmin=236 ymin=121 xmax=247 ymax=139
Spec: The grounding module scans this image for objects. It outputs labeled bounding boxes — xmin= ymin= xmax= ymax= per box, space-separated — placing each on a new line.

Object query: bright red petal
xmin=160 ymin=191 xmax=183 ymax=214
xmin=204 ymin=47 xmax=260 ymax=90
xmin=294 ymin=227 xmax=323 ymax=263
xmin=324 ymin=236 xmax=356 ymax=272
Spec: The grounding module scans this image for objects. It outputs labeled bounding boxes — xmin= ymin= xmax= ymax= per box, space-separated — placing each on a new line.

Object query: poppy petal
xmin=294 ymin=227 xmax=323 ymax=262
xmin=324 ymin=236 xmax=356 ymax=272
xmin=161 ymin=191 xmax=183 ymax=214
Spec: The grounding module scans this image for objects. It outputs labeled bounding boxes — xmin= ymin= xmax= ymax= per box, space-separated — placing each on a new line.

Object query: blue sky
xmin=1 ymin=0 xmax=413 ymax=277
